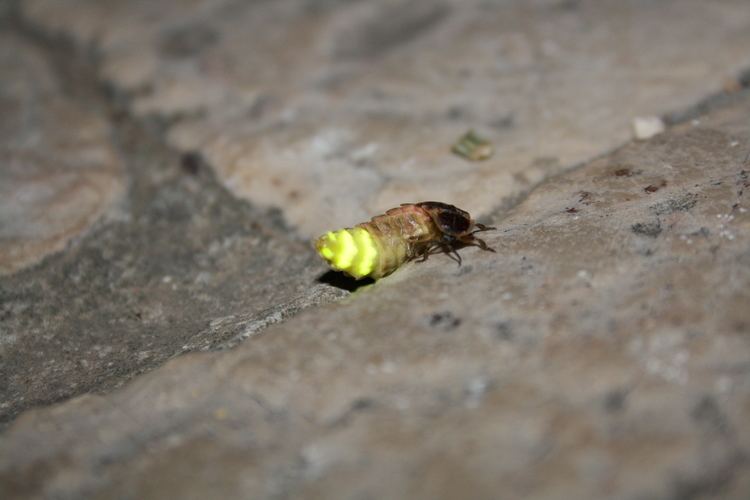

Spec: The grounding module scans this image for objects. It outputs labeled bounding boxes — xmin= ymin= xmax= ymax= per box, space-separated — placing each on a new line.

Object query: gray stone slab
xmin=0 ymin=33 xmax=345 ymax=426
xmin=21 ymin=0 xmax=750 ymax=237
xmin=0 ymin=33 xmax=125 ymax=275
xmin=2 ymin=86 xmax=748 ymax=500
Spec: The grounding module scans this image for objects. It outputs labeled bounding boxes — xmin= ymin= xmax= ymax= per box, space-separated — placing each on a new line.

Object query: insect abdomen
xmin=316 ymin=227 xmax=382 ymax=279
xmin=315 ymin=206 xmax=435 ymax=280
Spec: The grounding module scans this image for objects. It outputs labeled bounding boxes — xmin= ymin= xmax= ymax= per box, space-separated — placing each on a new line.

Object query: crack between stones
xmin=8 ymin=6 xmax=347 ymax=315
xmin=484 ymin=68 xmax=750 ymax=225
xmin=0 ymin=5 xmax=356 ymax=426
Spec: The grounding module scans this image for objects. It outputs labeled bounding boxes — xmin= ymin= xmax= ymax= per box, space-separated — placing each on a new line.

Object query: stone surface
xmin=21 ymin=0 xmax=750 ymax=236
xmin=0 ymin=32 xmax=345 ymax=426
xmin=0 ymin=33 xmax=124 ymax=275
xmin=2 ymin=0 xmax=750 ymax=498
xmin=2 ymin=85 xmax=749 ymax=499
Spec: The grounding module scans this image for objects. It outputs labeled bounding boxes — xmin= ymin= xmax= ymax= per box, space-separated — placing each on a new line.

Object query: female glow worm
xmin=315 ymin=201 xmax=495 ymax=280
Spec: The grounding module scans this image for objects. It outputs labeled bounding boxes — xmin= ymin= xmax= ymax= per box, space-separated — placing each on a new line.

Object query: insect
xmin=315 ymin=201 xmax=495 ymax=280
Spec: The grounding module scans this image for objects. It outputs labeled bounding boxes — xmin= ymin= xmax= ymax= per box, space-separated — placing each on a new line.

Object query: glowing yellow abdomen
xmin=315 ymin=227 xmax=379 ymax=279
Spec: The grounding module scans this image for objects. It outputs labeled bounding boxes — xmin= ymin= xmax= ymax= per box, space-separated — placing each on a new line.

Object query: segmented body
xmin=315 ymin=205 xmax=437 ymax=280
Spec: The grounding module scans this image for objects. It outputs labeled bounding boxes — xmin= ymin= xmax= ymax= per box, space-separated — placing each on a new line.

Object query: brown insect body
xmin=316 ymin=201 xmax=495 ymax=280
xmin=355 ymin=203 xmax=435 ymax=276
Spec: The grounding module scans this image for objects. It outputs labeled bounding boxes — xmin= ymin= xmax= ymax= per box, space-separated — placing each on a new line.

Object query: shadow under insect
xmin=317 ymin=270 xmax=375 ymax=292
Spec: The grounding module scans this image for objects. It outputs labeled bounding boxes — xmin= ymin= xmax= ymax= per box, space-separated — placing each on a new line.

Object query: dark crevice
xmin=0 ymin=8 xmax=347 ymax=428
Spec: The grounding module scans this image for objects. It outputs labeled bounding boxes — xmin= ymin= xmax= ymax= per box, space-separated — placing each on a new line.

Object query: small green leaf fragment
xmin=452 ymin=129 xmax=494 ymax=161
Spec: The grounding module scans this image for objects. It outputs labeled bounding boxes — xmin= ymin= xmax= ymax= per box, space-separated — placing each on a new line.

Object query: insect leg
xmin=468 ymin=236 xmax=496 ymax=253
xmin=472 ymin=223 xmax=496 ymax=233
xmin=452 ymin=247 xmax=463 ymax=266
xmin=416 ymin=247 xmax=431 ymax=262
xmin=440 ymin=243 xmax=462 ymax=266
xmin=415 ymin=242 xmax=439 ymax=262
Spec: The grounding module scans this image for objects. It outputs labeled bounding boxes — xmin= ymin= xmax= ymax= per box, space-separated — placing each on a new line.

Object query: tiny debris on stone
xmin=428 ymin=311 xmax=462 ymax=331
xmin=613 ymin=167 xmax=634 ymax=177
xmin=644 ymin=180 xmax=668 ymax=193
xmin=632 ymin=116 xmax=666 ymax=140
xmin=451 ymin=129 xmax=494 ymax=161
xmin=631 ymin=221 xmax=663 ymax=237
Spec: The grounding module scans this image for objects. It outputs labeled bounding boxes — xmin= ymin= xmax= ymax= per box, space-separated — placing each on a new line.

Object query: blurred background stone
xmin=21 ymin=0 xmax=750 ymax=236
xmin=1 ymin=0 xmax=750 ymax=498
xmin=0 ymin=34 xmax=124 ymax=275
xmin=0 ymin=27 xmax=345 ymax=427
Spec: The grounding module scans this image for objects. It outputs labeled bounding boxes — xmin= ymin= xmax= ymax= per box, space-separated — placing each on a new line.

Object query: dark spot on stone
xmin=494 ymin=321 xmax=513 ymax=341
xmin=335 ymin=3 xmax=449 ymax=59
xmin=631 ymin=221 xmax=662 ymax=237
xmin=532 ymin=157 xmax=559 ymax=169
xmin=650 ymin=193 xmax=698 ymax=215
xmin=690 ymin=227 xmax=711 ymax=238
xmin=614 ymin=167 xmax=633 ymax=177
xmin=160 ymin=23 xmax=218 ymax=58
xmin=327 ymin=397 xmax=377 ymax=428
xmin=603 ymin=389 xmax=627 ymax=413
xmin=566 ymin=207 xmax=579 ymax=213
xmin=181 ymin=152 xmax=202 ymax=175
xmin=554 ymin=0 xmax=580 ymax=11
xmin=446 ymin=105 xmax=468 ymax=120
xmin=429 ymin=311 xmax=461 ymax=331
xmin=691 ymin=395 xmax=731 ymax=437
xmin=738 ymin=68 xmax=750 ymax=87
xmin=578 ymin=191 xmax=593 ymax=204
xmin=489 ymin=113 xmax=515 ymax=130
xmin=248 ymin=95 xmax=275 ymax=119
xmin=351 ymin=397 xmax=376 ymax=411
xmin=303 ymin=0 xmax=365 ymax=14
xmin=644 ymin=180 xmax=667 ymax=193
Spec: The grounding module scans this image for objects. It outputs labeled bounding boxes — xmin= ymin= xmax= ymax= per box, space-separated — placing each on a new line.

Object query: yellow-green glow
xmin=350 ymin=228 xmax=376 ymax=278
xmin=332 ymin=230 xmax=356 ymax=269
xmin=315 ymin=227 xmax=380 ymax=279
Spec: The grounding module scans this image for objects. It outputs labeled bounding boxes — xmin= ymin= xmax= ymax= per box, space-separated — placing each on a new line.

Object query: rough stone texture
xmin=0 ymin=33 xmax=124 ymax=275
xmin=2 ymin=86 xmax=749 ymax=499
xmin=0 ymin=32 xmax=345 ymax=426
xmin=2 ymin=0 xmax=750 ymax=498
xmin=21 ymin=0 xmax=750 ymax=236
